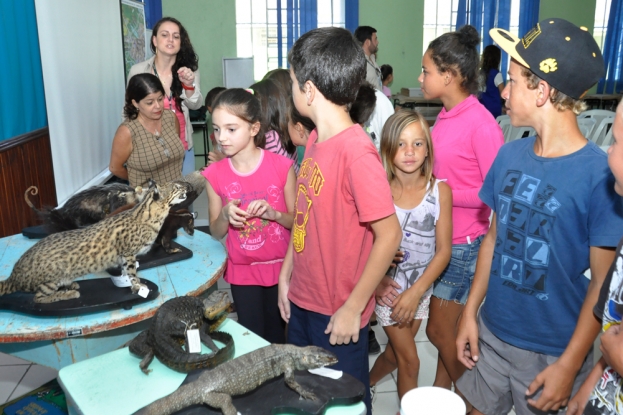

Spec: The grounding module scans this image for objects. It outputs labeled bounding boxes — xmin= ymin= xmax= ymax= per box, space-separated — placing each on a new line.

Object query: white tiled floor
xmin=0 ymin=354 xmax=57 ymax=404
xmin=370 ymin=319 xmax=522 ymax=415
xmin=369 ymin=320 xmax=440 ymax=415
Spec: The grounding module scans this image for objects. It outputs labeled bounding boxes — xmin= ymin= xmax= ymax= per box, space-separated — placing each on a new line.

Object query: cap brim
xmin=489 ymin=28 xmax=530 ymax=68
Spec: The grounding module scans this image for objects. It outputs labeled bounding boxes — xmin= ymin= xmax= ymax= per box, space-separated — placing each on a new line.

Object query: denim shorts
xmin=432 ymin=235 xmax=484 ymax=305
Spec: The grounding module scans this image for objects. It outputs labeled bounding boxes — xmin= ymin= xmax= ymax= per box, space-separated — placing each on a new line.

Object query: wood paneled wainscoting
xmin=0 ymin=128 xmax=57 ymax=238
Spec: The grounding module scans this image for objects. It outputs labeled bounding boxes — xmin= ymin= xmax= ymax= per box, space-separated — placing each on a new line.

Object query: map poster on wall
xmin=121 ymin=0 xmax=146 ymax=80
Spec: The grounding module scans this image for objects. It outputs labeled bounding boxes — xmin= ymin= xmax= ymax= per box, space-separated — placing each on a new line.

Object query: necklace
xmin=151 ymin=125 xmax=170 ymax=158
xmin=156 ymin=136 xmax=171 ymax=158
xmin=153 ymin=65 xmax=175 ymax=113
xmin=138 ymin=116 xmax=170 ymax=158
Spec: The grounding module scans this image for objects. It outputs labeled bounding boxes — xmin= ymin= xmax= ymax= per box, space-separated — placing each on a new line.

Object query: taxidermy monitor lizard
xmin=133 ymin=344 xmax=338 ymax=415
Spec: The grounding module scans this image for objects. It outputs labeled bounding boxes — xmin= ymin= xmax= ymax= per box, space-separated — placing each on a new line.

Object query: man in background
xmin=354 ymin=26 xmax=382 ymax=90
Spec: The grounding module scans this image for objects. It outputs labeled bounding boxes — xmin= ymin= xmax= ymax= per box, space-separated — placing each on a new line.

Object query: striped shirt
xmin=264 ymin=130 xmax=299 ymax=174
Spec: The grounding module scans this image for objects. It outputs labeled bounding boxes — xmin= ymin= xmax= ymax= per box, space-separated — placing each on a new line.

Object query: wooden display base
xmin=166 ymin=370 xmax=364 ymax=415
xmin=106 ymin=242 xmax=193 ymax=276
xmin=0 ymin=278 xmax=159 ymax=317
xmin=21 ymin=224 xmax=54 ymax=239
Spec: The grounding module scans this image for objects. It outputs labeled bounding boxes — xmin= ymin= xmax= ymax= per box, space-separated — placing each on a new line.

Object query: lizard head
xmin=202 ymin=290 xmax=232 ymax=329
xmin=297 ymin=346 xmax=338 ymax=370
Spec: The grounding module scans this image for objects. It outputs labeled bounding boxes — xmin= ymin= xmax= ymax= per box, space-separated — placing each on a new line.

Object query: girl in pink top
xmin=203 ymin=89 xmax=296 ymax=344
xmin=417 ymin=25 xmax=504 ymax=400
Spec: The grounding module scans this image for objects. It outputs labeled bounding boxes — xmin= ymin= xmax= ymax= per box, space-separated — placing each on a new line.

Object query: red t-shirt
xmin=288 ymin=124 xmax=395 ymax=327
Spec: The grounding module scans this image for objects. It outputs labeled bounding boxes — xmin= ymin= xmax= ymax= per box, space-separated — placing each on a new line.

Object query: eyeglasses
xmin=155 ymin=134 xmax=171 ymax=158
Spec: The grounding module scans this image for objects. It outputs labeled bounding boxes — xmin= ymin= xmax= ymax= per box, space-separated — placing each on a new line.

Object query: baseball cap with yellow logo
xmin=490 ymin=18 xmax=605 ymax=99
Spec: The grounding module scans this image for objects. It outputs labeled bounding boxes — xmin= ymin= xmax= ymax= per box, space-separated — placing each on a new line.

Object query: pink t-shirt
xmin=164 ymin=96 xmax=188 ymax=150
xmin=203 ymin=149 xmax=293 ymax=286
xmin=432 ymin=95 xmax=503 ymax=244
xmin=382 ymin=85 xmax=392 ymax=98
xmin=288 ymin=124 xmax=395 ymax=328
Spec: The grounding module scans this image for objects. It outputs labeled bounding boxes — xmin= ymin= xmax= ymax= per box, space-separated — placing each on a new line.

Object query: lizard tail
xmin=192 ymin=331 xmax=235 ymax=370
xmin=157 ymin=331 xmax=235 ymax=373
xmin=134 ymin=383 xmax=206 ymax=415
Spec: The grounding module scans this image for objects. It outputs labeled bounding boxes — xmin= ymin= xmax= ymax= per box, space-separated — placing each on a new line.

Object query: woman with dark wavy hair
xmin=128 ymin=17 xmax=203 ymax=176
xmin=109 ymin=73 xmax=184 ymax=187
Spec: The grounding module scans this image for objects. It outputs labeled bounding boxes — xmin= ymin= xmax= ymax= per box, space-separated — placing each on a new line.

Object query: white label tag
xmin=136 ymin=261 xmax=139 ymax=269
xmin=111 ymin=274 xmax=132 ymax=287
xmin=138 ymin=285 xmax=150 ymax=298
xmin=308 ymin=367 xmax=343 ymax=379
xmin=186 ymin=329 xmax=201 ymax=353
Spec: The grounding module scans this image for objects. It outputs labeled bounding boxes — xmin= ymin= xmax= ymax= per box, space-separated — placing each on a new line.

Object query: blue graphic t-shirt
xmin=479 ymin=137 xmax=623 ymax=356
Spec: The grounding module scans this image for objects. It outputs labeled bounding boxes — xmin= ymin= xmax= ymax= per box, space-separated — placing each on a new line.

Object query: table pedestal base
xmin=0 ymin=319 xmax=150 ymax=370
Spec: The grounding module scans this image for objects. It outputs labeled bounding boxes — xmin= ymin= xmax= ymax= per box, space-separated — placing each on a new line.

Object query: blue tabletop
xmin=0 ymin=231 xmax=226 ymax=343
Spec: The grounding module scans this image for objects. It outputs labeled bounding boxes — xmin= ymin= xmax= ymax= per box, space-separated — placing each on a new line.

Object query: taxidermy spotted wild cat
xmin=0 ymin=180 xmax=187 ymax=303
xmin=24 ymin=183 xmax=144 ymax=233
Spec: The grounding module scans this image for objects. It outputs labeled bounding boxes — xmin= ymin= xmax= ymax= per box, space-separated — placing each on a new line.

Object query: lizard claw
xmin=299 ymin=391 xmax=317 ymax=400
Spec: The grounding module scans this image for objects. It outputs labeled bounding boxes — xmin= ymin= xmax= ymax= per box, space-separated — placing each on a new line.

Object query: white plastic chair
xmin=577 ymin=117 xmax=597 ymax=138
xmin=590 ymin=116 xmax=615 ymax=146
xmin=496 ymin=115 xmax=516 ymax=143
xmin=578 ymin=109 xmax=615 ymax=132
xmin=509 ymin=126 xmax=536 ymax=142
xmin=601 ymin=126 xmax=614 ymax=147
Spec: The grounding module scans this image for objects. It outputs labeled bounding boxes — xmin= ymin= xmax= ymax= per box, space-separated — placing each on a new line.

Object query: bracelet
xmin=182 ymin=83 xmax=195 ymax=91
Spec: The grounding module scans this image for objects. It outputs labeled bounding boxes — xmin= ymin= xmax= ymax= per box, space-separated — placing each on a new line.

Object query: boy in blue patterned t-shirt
xmin=455 ymin=19 xmax=623 ymax=415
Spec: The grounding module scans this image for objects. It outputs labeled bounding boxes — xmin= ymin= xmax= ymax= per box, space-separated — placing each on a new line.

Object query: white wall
xmin=35 ymin=0 xmax=126 ymax=204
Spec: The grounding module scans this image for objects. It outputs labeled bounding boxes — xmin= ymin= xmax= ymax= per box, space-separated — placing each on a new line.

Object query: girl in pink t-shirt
xmin=203 ymin=89 xmax=296 ymax=344
xmin=417 ymin=25 xmax=503 ymax=398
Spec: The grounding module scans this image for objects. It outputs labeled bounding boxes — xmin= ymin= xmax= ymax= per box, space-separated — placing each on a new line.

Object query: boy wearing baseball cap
xmin=455 ymin=18 xmax=623 ymax=415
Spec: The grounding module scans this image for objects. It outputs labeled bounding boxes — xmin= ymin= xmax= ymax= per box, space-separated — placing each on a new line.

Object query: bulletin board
xmin=121 ymin=0 xmax=147 ymax=79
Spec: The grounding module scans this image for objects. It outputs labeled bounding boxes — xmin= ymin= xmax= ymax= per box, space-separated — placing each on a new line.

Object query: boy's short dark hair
xmin=205 ymin=87 xmax=226 ymax=109
xmin=354 ymin=26 xmax=377 ymax=45
xmin=288 ymin=27 xmax=366 ymax=107
xmin=349 ymin=83 xmax=376 ymax=125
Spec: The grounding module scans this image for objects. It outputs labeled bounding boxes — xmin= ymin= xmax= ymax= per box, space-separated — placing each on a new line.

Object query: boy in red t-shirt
xmin=277 ymin=27 xmax=401 ymax=414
